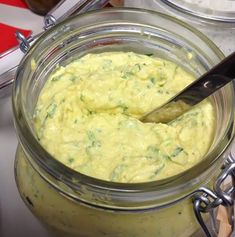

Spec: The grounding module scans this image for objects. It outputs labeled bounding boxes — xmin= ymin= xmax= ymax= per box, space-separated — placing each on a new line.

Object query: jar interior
xmin=13 ymin=9 xmax=235 ymax=207
xmin=23 ymin=12 xmax=231 ymax=153
xmin=23 ymin=17 xmax=220 ymax=127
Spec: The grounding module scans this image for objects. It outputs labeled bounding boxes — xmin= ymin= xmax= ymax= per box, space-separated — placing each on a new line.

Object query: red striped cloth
xmin=0 ymin=0 xmax=124 ymax=55
xmin=0 ymin=0 xmax=27 ymax=8
xmin=0 ymin=23 xmax=31 ymax=54
xmin=0 ymin=0 xmax=32 ymax=54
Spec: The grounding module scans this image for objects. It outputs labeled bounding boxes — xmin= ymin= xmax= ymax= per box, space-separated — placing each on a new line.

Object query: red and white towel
xmin=0 ymin=0 xmax=124 ymax=74
xmin=0 ymin=0 xmax=43 ymax=55
xmin=0 ymin=0 xmax=125 ymax=54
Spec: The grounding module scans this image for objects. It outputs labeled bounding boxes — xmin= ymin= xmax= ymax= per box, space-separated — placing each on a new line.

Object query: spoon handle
xmin=141 ymin=51 xmax=235 ymax=123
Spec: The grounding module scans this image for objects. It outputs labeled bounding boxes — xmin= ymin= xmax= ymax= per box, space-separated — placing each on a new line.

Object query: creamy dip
xmin=34 ymin=51 xmax=215 ymax=183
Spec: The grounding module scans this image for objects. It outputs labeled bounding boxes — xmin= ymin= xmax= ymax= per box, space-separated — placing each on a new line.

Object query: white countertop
xmin=0 ymin=96 xmax=50 ymax=237
xmin=0 ymin=1 xmax=235 ymax=237
xmin=0 ymin=4 xmax=49 ymax=237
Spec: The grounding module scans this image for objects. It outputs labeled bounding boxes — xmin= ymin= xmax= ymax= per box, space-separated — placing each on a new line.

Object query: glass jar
xmin=12 ymin=8 xmax=235 ymax=237
xmin=125 ymin=0 xmax=235 ymax=56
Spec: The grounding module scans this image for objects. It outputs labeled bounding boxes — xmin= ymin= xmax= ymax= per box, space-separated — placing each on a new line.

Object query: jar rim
xmin=12 ymin=8 xmax=235 ymax=208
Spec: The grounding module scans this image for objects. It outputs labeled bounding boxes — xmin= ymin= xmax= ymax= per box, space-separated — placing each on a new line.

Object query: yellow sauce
xmin=34 ymin=51 xmax=215 ymax=182
xmin=14 ymin=51 xmax=216 ymax=237
xmin=16 ymin=148 xmax=200 ymax=237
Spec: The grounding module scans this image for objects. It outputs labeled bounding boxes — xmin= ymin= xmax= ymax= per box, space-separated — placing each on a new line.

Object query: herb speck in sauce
xmin=34 ymin=51 xmax=215 ymax=183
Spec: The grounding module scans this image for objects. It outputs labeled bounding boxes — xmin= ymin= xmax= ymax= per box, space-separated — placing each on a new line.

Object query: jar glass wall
xmin=12 ymin=9 xmax=235 ymax=237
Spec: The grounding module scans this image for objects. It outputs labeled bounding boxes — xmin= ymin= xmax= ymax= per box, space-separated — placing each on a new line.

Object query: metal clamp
xmin=15 ymin=13 xmax=56 ymax=53
xmin=15 ymin=31 xmax=35 ymax=53
xmin=44 ymin=15 xmax=57 ymax=30
xmin=15 ymin=11 xmax=57 ymax=53
xmin=16 ymin=0 xmax=110 ymax=53
xmin=193 ymin=155 xmax=235 ymax=237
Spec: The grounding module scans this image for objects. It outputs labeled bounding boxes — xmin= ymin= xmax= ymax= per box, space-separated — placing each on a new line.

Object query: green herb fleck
xmin=87 ymin=131 xmax=96 ymax=141
xmin=80 ymin=93 xmax=85 ymax=102
xmin=150 ymin=78 xmax=156 ymax=84
xmin=68 ymin=157 xmax=75 ymax=164
xmin=147 ymin=145 xmax=170 ymax=160
xmin=121 ymin=64 xmax=141 ymax=79
xmin=69 ymin=76 xmax=77 ymax=82
xmin=119 ymin=104 xmax=128 ymax=113
xmin=168 ymin=147 xmax=188 ymax=165
xmin=87 ymin=131 xmax=101 ymax=148
xmin=87 ymin=109 xmax=95 ymax=115
xmin=102 ymin=59 xmax=112 ymax=70
xmin=121 ymin=71 xmax=134 ymax=79
xmin=145 ymin=53 xmax=153 ymax=57
xmin=51 ymin=75 xmax=62 ymax=82
xmin=189 ymin=112 xmax=199 ymax=117
xmin=154 ymin=164 xmax=165 ymax=175
xmin=171 ymin=147 xmax=184 ymax=157
xmin=135 ymin=63 xmax=141 ymax=71
xmin=149 ymin=163 xmax=165 ymax=180
xmin=110 ymin=164 xmax=126 ymax=181
xmin=146 ymin=145 xmax=160 ymax=159
xmin=47 ymin=103 xmax=57 ymax=118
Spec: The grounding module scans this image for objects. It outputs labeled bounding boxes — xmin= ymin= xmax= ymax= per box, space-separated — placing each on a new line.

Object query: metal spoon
xmin=140 ymin=51 xmax=235 ymax=123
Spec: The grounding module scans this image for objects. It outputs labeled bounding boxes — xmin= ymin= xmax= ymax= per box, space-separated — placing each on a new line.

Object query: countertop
xmin=0 ymin=96 xmax=50 ymax=237
xmin=0 ymin=3 xmax=49 ymax=237
xmin=0 ymin=1 xmax=235 ymax=237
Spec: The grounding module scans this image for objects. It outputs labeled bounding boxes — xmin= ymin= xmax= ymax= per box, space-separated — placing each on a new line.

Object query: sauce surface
xmin=34 ymin=52 xmax=215 ymax=182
